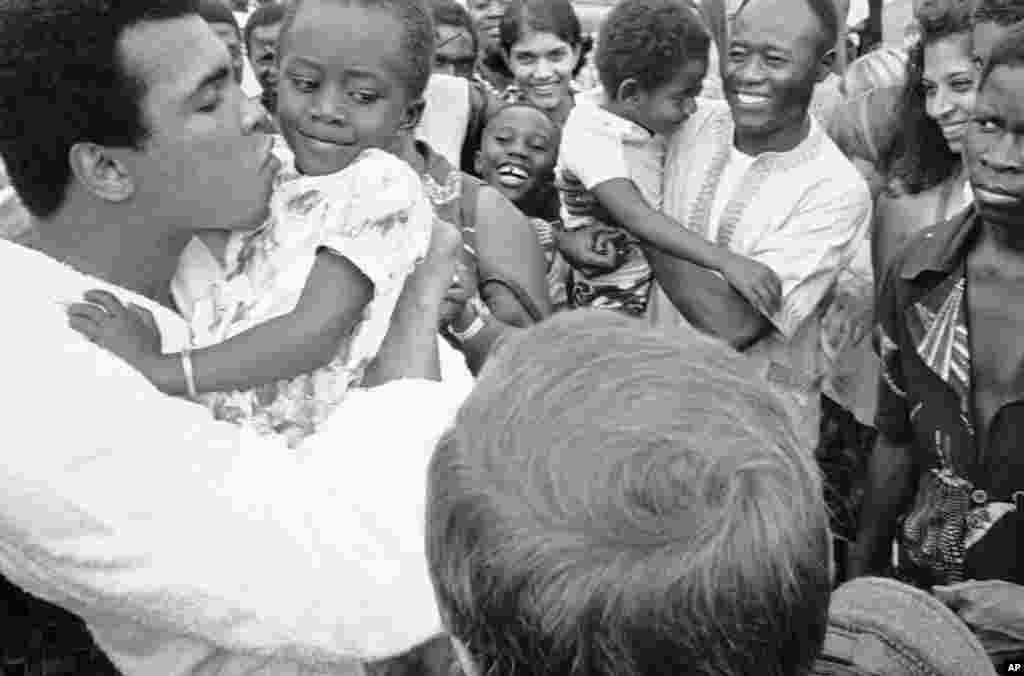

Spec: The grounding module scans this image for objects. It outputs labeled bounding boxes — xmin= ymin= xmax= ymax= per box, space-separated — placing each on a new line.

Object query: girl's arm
xmin=150 ymin=250 xmax=372 ymax=396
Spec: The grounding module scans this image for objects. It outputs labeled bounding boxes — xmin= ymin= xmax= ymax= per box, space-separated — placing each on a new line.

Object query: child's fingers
xmin=82 ymin=289 xmax=126 ymax=316
xmin=67 ymin=314 xmax=101 ymax=343
xmin=127 ymin=303 xmax=159 ymax=333
xmin=66 ymin=302 xmax=110 ymax=326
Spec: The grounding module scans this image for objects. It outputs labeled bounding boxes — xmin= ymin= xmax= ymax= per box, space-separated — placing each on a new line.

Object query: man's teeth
xmin=736 ymin=93 xmax=770 ymax=105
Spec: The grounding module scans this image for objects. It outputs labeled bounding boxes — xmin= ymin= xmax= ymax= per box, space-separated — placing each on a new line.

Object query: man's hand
xmin=719 ymin=251 xmax=783 ymax=317
xmin=933 ymin=580 xmax=1024 ymax=656
xmin=66 ymin=289 xmax=163 ymax=371
xmin=409 ymin=217 xmax=464 ymax=304
xmin=440 ymin=259 xmax=478 ymax=327
xmin=555 ymin=170 xmax=612 ymax=224
xmin=556 ymin=224 xmax=628 ymax=275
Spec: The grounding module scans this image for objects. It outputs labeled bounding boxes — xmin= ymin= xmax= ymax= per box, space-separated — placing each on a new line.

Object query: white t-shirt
xmin=0 ymin=238 xmax=471 ymax=675
xmin=558 ymin=90 xmax=666 ymax=226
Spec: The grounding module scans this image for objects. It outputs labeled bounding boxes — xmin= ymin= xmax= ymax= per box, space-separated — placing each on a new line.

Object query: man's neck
xmin=974 ymin=216 xmax=1024 ymax=280
xmin=24 ymin=207 xmax=190 ymax=310
xmin=733 ymin=114 xmax=811 ymax=157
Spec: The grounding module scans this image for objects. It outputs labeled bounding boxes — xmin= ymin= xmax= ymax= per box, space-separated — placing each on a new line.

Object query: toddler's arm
xmin=590 ymin=178 xmax=782 ymax=315
xmin=69 ymin=253 xmax=373 ymax=397
xmin=158 ymin=251 xmax=372 ymax=396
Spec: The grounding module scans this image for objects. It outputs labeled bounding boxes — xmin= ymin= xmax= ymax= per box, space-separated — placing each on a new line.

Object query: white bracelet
xmin=447 ymin=296 xmax=490 ymax=343
xmin=181 ymin=349 xmax=199 ymax=400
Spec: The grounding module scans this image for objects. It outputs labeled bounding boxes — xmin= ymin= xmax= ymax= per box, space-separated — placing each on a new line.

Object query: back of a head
xmin=0 ymin=0 xmax=200 ymax=220
xmin=596 ymin=0 xmax=710 ymax=97
xmin=281 ymin=0 xmax=434 ymax=99
xmin=427 ymin=310 xmax=832 ymax=676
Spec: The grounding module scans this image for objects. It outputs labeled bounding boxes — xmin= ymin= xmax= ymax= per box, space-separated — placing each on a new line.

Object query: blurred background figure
xmin=244 ymin=2 xmax=287 ymax=113
xmin=197 ymin=0 xmax=244 ymax=83
xmin=431 ymin=0 xmax=479 ymax=78
xmin=467 ymin=0 xmax=515 ymax=93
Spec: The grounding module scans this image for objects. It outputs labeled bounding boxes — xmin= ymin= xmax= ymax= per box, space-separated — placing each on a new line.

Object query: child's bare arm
xmin=590 ymin=178 xmax=731 ymax=270
xmin=69 ymin=250 xmax=373 ymax=397
xmin=589 ymin=178 xmax=782 ymax=314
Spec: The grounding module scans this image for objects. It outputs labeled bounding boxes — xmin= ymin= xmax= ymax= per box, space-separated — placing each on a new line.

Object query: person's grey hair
xmin=426 ymin=310 xmax=832 ymax=676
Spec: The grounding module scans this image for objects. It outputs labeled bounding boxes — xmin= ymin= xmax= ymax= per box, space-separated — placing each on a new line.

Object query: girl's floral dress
xmin=173 ymin=145 xmax=432 ymax=446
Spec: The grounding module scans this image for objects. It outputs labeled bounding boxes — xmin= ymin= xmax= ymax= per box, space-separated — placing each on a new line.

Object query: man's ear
xmin=399 ymin=98 xmax=427 ymax=133
xmin=815 ymin=47 xmax=837 ymax=83
xmin=68 ymin=142 xmax=135 ymax=203
xmin=616 ymin=77 xmax=643 ymax=105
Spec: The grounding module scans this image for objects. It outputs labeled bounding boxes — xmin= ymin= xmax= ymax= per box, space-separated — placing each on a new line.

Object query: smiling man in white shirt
xmin=0 ymin=1 xmax=469 ymax=674
xmin=644 ymin=0 xmax=871 ymax=451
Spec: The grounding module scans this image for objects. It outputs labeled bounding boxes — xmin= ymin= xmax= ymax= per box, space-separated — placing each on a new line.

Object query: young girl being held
xmin=69 ymin=0 xmax=440 ymax=445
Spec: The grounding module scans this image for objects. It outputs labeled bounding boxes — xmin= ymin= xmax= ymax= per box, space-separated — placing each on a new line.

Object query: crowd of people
xmin=0 ymin=0 xmax=1022 ymax=674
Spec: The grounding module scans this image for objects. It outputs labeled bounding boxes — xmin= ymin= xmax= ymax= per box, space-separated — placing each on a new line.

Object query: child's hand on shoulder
xmin=66 ymin=289 xmax=165 ymax=374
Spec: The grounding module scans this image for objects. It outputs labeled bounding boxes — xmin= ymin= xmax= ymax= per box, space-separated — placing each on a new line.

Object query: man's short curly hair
xmin=0 ymin=0 xmax=200 ymax=219
xmin=596 ymin=0 xmax=710 ymax=97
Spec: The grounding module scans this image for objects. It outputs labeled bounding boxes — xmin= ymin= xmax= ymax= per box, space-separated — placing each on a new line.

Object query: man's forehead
xmin=733 ymin=0 xmax=820 ymax=48
xmin=979 ymin=65 xmax=1024 ymax=113
xmin=252 ymin=23 xmax=283 ymax=39
xmin=120 ymin=15 xmax=230 ymax=102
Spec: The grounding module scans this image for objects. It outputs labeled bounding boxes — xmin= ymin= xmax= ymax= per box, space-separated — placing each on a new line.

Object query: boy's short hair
xmin=282 ymin=0 xmax=434 ymax=99
xmin=980 ymin=20 xmax=1024 ymax=86
xmin=972 ymin=0 xmax=1024 ymax=26
xmin=430 ymin=0 xmax=478 ymax=55
xmin=596 ymin=0 xmax=710 ymax=97
xmin=427 ymin=310 xmax=832 ymax=676
xmin=244 ymin=1 xmax=287 ymax=53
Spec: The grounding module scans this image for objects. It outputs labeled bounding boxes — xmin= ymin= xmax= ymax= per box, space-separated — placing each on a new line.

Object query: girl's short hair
xmin=427 ymin=310 xmax=832 ymax=676
xmin=498 ymin=0 xmax=592 ymax=78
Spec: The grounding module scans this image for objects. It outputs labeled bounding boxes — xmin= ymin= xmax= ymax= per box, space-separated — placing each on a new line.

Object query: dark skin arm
xmin=847 ymin=432 xmax=918 ymax=578
xmin=645 ymin=245 xmax=774 ymax=350
xmin=450 ymin=186 xmax=552 ymax=374
xmin=558 ymin=170 xmax=775 ymax=350
xmin=69 ymin=251 xmax=372 ymax=397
